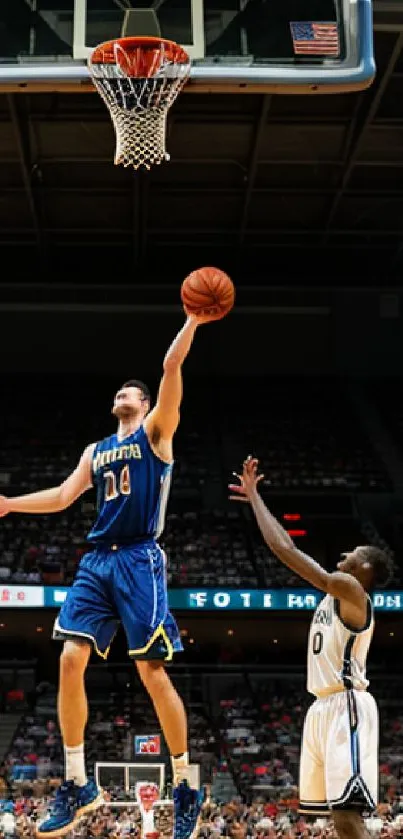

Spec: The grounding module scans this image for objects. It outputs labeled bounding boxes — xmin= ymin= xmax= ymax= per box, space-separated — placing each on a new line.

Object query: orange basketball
xmin=181 ymin=267 xmax=235 ymax=320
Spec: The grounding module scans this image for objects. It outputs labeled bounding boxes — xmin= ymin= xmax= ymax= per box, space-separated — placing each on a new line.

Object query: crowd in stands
xmin=218 ymin=682 xmax=304 ymax=797
xmin=2 ymin=672 xmax=218 ymax=796
xmin=0 ymin=379 xmax=400 ymax=587
xmin=0 ymin=378 xmax=400 ymax=839
xmin=1 ymin=505 xmax=394 ymax=588
xmin=0 ymin=504 xmax=396 ymax=588
xmin=0 ymin=377 xmax=398 ymax=588
xmin=1 ymin=795 xmax=403 ymax=839
xmin=221 ymin=379 xmax=391 ymax=492
xmin=217 ymin=678 xmax=403 ymax=806
xmin=1 ymin=667 xmax=403 ymax=813
xmin=2 ymin=785 xmax=403 ymax=839
xmin=165 ymin=510 xmax=255 ymax=588
xmin=0 ymin=409 xmax=257 ymax=588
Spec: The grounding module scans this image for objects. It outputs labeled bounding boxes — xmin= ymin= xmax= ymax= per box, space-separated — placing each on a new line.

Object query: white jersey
xmin=307 ymin=593 xmax=374 ymax=698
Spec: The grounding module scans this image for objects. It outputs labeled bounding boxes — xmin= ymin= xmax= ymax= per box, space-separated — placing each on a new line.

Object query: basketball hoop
xmin=88 ymin=36 xmax=191 ymax=170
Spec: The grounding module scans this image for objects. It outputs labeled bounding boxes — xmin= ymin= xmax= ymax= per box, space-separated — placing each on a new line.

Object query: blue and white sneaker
xmin=173 ymin=779 xmax=205 ymax=839
xmin=36 ymin=779 xmax=103 ymax=837
xmin=76 ymin=778 xmax=104 ymax=818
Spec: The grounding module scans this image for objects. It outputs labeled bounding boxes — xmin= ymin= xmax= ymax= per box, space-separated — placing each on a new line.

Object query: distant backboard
xmin=95 ymin=762 xmax=166 ymax=798
xmin=73 ymin=0 xmax=375 ymax=91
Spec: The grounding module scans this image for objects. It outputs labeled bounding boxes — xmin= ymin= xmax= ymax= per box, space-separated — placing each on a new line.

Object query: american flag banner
xmin=290 ymin=21 xmax=340 ymax=56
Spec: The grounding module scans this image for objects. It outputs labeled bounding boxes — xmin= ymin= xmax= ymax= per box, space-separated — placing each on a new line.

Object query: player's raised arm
xmin=145 ymin=316 xmax=200 ymax=444
xmin=0 ymin=443 xmax=95 ymax=518
xmin=146 ymin=269 xmax=234 ymax=446
xmin=229 ymin=456 xmax=367 ymax=610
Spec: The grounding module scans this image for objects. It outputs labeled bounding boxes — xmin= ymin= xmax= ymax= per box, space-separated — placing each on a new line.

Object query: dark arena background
xmin=0 ymin=1 xmax=403 ymax=838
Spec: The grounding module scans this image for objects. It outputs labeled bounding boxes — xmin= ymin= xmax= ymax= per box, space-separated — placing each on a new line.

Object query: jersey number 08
xmin=103 ymin=466 xmax=131 ymax=501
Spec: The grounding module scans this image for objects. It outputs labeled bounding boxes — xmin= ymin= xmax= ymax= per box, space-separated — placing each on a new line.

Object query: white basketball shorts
xmin=299 ymin=689 xmax=378 ymax=816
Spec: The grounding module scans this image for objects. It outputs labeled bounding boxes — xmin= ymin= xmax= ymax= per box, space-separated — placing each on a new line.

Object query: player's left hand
xmin=229 ymin=455 xmax=264 ymax=502
xmin=0 ymin=496 xmax=10 ymax=518
xmin=184 ymin=309 xmax=225 ymax=324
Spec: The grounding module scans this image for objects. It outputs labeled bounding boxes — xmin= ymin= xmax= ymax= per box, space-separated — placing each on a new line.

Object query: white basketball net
xmin=89 ymin=41 xmax=191 ymax=170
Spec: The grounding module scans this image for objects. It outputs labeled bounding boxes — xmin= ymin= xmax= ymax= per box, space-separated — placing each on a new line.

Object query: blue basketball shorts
xmin=53 ymin=540 xmax=183 ymax=661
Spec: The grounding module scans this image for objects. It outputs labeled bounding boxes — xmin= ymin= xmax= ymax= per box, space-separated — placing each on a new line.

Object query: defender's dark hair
xmin=121 ymin=380 xmax=151 ymax=404
xmin=361 ymin=545 xmax=394 ymax=588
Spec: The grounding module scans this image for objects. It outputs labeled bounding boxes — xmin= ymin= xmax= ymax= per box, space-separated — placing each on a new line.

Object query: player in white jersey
xmin=230 ymin=457 xmax=392 ymax=839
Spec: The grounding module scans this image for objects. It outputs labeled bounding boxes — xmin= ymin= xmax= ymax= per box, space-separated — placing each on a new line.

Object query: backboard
xmin=95 ymin=762 xmax=166 ymax=798
xmin=95 ymin=763 xmax=173 ymax=839
xmin=0 ymin=0 xmax=374 ymax=91
xmin=73 ymin=0 xmax=375 ymax=92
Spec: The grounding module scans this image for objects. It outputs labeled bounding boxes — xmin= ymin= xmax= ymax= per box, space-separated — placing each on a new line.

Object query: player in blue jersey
xmin=0 ymin=312 xmax=213 ymax=839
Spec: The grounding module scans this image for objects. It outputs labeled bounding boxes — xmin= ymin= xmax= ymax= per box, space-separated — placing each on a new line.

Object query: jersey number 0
xmin=312 ymin=631 xmax=323 ymax=655
xmin=103 ymin=466 xmax=131 ymax=501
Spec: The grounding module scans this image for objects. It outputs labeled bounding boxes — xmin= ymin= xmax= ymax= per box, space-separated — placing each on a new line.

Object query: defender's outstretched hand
xmin=0 ymin=496 xmax=10 ymax=518
xmin=229 ymin=456 xmax=264 ymax=502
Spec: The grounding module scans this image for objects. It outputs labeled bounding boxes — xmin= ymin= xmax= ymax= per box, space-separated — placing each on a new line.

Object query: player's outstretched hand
xmin=229 ymin=455 xmax=264 ymax=502
xmin=185 ymin=309 xmax=225 ymax=325
xmin=0 ymin=496 xmax=10 ymax=518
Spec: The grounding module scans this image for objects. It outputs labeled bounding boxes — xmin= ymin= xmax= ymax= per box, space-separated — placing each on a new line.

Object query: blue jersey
xmin=87 ymin=425 xmax=172 ymax=544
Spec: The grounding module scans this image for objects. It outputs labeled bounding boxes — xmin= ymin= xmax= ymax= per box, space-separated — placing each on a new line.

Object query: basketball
xmin=181 ymin=267 xmax=235 ymax=320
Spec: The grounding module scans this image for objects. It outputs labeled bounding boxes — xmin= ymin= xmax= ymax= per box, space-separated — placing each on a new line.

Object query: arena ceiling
xmin=1 ymin=5 xmax=403 ymax=294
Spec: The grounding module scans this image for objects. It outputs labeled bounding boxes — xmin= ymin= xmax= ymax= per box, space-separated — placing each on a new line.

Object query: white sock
xmin=171 ymin=752 xmax=189 ymax=784
xmin=65 ymin=744 xmax=87 ymax=787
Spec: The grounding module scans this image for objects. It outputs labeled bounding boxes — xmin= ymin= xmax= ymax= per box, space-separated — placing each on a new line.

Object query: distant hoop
xmin=88 ymin=36 xmax=191 ymax=170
